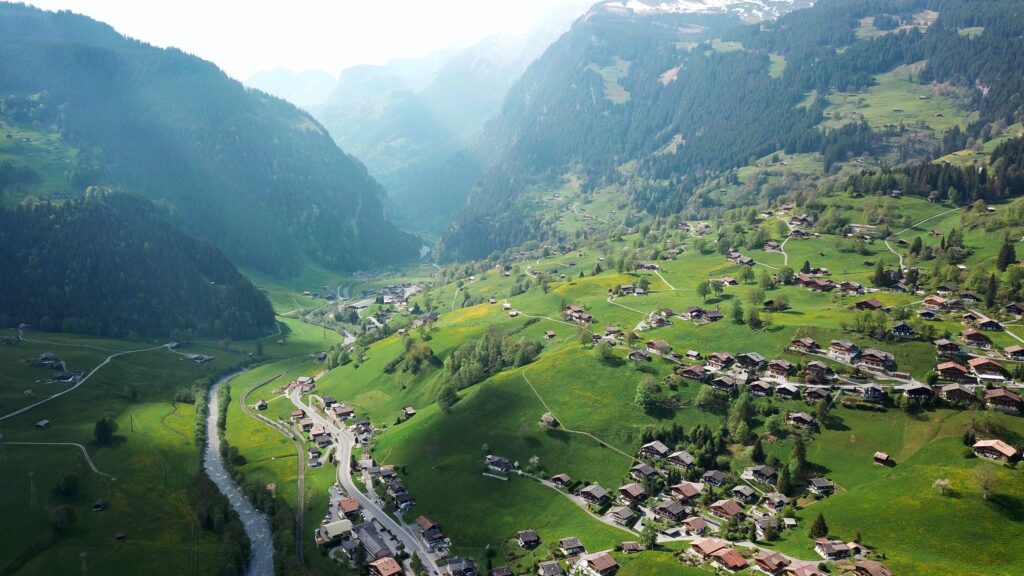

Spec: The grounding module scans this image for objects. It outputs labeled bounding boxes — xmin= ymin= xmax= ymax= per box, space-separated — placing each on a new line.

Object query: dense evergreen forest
xmin=0 ymin=3 xmax=420 ymax=277
xmin=438 ymin=0 xmax=1024 ymax=262
xmin=0 ymin=190 xmax=277 ymax=339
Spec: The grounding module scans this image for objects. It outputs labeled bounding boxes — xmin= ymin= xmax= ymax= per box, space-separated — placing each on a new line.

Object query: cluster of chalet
xmin=34 ymin=351 xmax=82 ymax=384
xmin=317 ymin=520 xmax=399 ymax=573
xmin=505 ymin=531 xmax=620 ymax=576
xmin=285 ymin=375 xmax=316 ymax=393
xmin=549 ymin=440 xmax=844 ymax=563
xmin=792 ymin=273 xmax=860 ymax=295
xmin=679 ymin=306 xmax=725 ymax=324
xmin=290 ymin=409 xmax=333 ymax=456
xmin=564 ymin=305 xmax=594 ymax=325
xmin=314 ymin=495 xmax=363 ymax=547
xmin=376 ymin=464 xmax=416 ymax=511
xmin=688 ymin=537 xmax=891 ymax=575
xmin=725 ymin=251 xmax=756 ymax=267
xmin=378 ymin=282 xmax=422 ymax=306
xmin=787 ymin=337 xmax=897 ymax=374
xmin=414 ymin=515 xmax=451 ymax=553
xmin=917 ymin=295 xmax=1012 ymax=345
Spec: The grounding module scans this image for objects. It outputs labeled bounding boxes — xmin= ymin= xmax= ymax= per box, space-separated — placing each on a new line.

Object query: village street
xmin=286 ymin=388 xmax=441 ymax=575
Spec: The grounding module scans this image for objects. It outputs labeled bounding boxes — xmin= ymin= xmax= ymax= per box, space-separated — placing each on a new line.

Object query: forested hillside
xmin=0 ymin=3 xmax=420 ymax=277
xmin=438 ymin=0 xmax=1024 ymax=261
xmin=0 ymin=190 xmax=277 ymax=339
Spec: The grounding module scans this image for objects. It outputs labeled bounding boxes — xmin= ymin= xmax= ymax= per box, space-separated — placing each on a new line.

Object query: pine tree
xmin=776 ymin=466 xmax=792 ymax=495
xmin=985 ymin=274 xmax=998 ymax=308
xmin=94 ymin=417 xmax=114 ymax=445
xmin=801 ymin=260 xmax=811 ymax=274
xmin=996 ymin=239 xmax=1016 ymax=272
xmin=809 ymin=512 xmax=829 ymax=538
xmin=872 ymin=260 xmax=886 ymax=287
xmin=731 ymin=301 xmax=745 ymax=324
xmin=752 ymin=438 xmax=765 ymax=464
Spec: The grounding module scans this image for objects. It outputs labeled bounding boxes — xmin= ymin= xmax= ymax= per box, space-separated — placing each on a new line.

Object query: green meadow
xmin=0 ymin=331 xmax=255 ymax=575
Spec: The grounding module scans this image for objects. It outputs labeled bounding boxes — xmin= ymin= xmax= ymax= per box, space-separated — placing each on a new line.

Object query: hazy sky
xmin=26 ymin=0 xmax=595 ymax=80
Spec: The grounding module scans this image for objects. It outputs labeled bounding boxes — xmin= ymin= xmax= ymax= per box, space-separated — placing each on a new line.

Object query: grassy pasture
xmin=0 ymin=332 xmax=255 ymax=575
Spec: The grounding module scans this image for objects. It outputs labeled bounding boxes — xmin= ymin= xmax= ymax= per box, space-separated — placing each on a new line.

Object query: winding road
xmin=2 ymin=442 xmax=113 ymax=477
xmin=885 ymin=207 xmax=961 ymax=271
xmin=0 ymin=343 xmax=170 ymax=423
xmin=286 ymin=390 xmax=441 ymax=575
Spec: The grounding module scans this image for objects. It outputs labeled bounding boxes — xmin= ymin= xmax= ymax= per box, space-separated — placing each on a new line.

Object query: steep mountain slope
xmin=317 ymin=30 xmax=568 ymax=237
xmin=0 ymin=190 xmax=276 ymax=339
xmin=0 ymin=3 xmax=419 ymax=277
xmin=437 ymin=0 xmax=1024 ymax=261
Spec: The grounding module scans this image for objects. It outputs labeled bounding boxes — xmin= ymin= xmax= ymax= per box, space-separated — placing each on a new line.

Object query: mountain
xmin=245 ymin=68 xmax=337 ymax=108
xmin=437 ymin=0 xmax=1024 ymax=261
xmin=317 ymin=28 xmax=572 ymax=237
xmin=0 ymin=3 xmax=420 ymax=278
xmin=599 ymin=0 xmax=815 ymax=21
xmin=0 ymin=190 xmax=276 ymax=340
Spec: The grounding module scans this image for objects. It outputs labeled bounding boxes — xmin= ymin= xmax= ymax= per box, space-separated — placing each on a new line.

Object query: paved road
xmin=206 ymin=372 xmax=274 ymax=576
xmin=0 ymin=343 xmax=170 ymax=423
xmin=287 ymin=390 xmax=441 ymax=575
xmin=3 ymin=442 xmax=113 ymax=477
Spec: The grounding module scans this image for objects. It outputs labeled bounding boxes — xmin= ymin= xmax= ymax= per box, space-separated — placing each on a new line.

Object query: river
xmin=204 ymin=372 xmax=275 ymax=576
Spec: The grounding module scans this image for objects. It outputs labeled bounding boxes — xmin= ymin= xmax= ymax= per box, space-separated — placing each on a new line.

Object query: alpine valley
xmin=2 ymin=1 xmax=1024 ymax=576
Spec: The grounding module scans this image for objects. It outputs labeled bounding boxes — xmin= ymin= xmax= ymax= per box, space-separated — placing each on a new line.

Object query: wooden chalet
xmin=939 ymin=383 xmax=975 ymax=404
xmin=789 ymin=337 xmax=821 ymax=354
xmin=985 ymin=388 xmax=1022 ymax=414
xmin=973 ymin=439 xmax=1018 ymax=462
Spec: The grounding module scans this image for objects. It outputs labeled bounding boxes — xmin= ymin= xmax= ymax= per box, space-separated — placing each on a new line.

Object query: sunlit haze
xmin=26 ymin=0 xmax=594 ymax=79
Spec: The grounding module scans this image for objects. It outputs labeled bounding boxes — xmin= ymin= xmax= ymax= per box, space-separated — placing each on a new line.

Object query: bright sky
xmin=26 ymin=0 xmax=595 ymax=80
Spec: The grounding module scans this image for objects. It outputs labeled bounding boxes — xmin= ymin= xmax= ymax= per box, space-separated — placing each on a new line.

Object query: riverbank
xmin=204 ymin=371 xmax=275 ymax=576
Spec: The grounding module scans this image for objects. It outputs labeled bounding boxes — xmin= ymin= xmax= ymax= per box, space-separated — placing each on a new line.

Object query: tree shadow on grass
xmin=598 ymin=356 xmax=626 ymax=368
xmin=647 ymin=404 xmax=677 ymax=421
xmin=822 ymin=414 xmax=850 ymax=432
xmin=545 ymin=427 xmax=571 ymax=445
xmin=94 ymin=435 xmax=128 ymax=449
xmin=985 ymin=493 xmax=1024 ymax=522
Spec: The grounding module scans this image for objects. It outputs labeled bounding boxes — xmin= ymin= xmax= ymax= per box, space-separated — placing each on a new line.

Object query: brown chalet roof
xmin=340 ymin=497 xmax=360 ymax=514
xmin=755 ymin=550 xmax=790 ymax=571
xmin=974 ymin=439 xmax=1018 ymax=459
xmin=370 ymin=557 xmax=402 ymax=576
xmin=711 ymin=547 xmax=747 ymax=570
xmin=854 ymin=560 xmax=893 ymax=576
xmin=691 ymin=538 xmax=728 ymax=556
xmin=683 ymin=516 xmax=708 ymax=531
xmin=619 ymin=483 xmax=646 ymax=499
xmin=672 ymin=482 xmax=702 ymax=499
xmin=937 ymin=361 xmax=968 ymax=373
xmin=986 ymin=388 xmax=1021 ymax=402
xmin=785 ymin=562 xmax=825 ymax=576
xmin=969 ymin=357 xmax=1004 ymax=370
xmin=585 ymin=552 xmax=618 ymax=572
xmin=710 ymin=498 xmax=744 ymax=518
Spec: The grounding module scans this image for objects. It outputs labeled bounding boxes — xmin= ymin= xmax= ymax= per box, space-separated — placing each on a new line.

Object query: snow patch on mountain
xmin=600 ymin=0 xmax=813 ymax=22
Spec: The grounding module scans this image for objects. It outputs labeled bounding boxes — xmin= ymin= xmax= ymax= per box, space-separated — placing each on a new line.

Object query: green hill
xmin=438 ymin=0 xmax=1024 ymax=261
xmin=0 ymin=190 xmax=276 ymax=339
xmin=0 ymin=2 xmax=419 ymax=277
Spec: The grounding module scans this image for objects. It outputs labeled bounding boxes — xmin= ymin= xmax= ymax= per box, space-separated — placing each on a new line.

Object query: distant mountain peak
xmin=597 ymin=0 xmax=814 ymax=22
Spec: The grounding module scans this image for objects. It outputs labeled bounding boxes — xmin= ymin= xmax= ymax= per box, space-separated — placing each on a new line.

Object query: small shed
xmin=35 ymin=420 xmax=50 ymax=430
